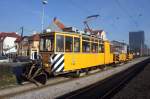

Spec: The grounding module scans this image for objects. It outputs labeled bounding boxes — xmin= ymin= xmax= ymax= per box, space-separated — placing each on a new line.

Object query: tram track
xmin=0 ymin=67 xmax=107 ymax=98
xmin=0 ymin=77 xmax=71 ymax=98
xmin=0 ymin=66 xmax=104 ymax=98
xmin=57 ymin=58 xmax=150 ymax=99
xmin=0 ymin=57 xmax=148 ymax=99
xmin=101 ymin=58 xmax=149 ymax=99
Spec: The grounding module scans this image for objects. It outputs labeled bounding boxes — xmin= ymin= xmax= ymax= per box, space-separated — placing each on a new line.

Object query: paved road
xmin=112 ymin=62 xmax=150 ymax=99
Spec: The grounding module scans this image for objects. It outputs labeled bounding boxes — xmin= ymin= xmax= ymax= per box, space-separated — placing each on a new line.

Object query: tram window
xmin=95 ymin=39 xmax=98 ymax=42
xmin=56 ymin=35 xmax=64 ymax=52
xmin=98 ymin=44 xmax=104 ymax=53
xmin=74 ymin=37 xmax=80 ymax=52
xmin=82 ymin=41 xmax=90 ymax=52
xmin=91 ymin=43 xmax=98 ymax=53
xmin=82 ymin=37 xmax=90 ymax=41
xmin=65 ymin=36 xmax=73 ymax=52
xmin=40 ymin=38 xmax=44 ymax=50
xmin=40 ymin=36 xmax=54 ymax=51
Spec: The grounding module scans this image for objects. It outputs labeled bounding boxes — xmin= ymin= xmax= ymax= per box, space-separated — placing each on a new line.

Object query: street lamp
xmin=41 ymin=0 xmax=48 ymax=34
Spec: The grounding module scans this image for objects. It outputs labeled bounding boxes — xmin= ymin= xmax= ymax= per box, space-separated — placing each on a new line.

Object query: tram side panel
xmin=50 ymin=53 xmax=104 ymax=73
xmin=109 ymin=53 xmax=114 ymax=64
xmin=104 ymin=41 xmax=113 ymax=64
xmin=128 ymin=53 xmax=133 ymax=60
xmin=119 ymin=53 xmax=127 ymax=62
xmin=64 ymin=53 xmax=105 ymax=71
xmin=51 ymin=41 xmax=112 ymax=73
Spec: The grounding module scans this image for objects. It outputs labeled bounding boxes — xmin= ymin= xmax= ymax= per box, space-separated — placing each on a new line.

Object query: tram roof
xmin=40 ymin=31 xmax=104 ymax=40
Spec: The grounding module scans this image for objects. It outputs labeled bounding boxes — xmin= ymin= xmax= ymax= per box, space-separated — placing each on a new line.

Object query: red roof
xmin=0 ymin=32 xmax=20 ymax=42
xmin=0 ymin=32 xmax=40 ymax=43
xmin=15 ymin=34 xmax=40 ymax=43
xmin=0 ymin=32 xmax=20 ymax=38
xmin=30 ymin=34 xmax=40 ymax=41
xmin=15 ymin=37 xmax=22 ymax=42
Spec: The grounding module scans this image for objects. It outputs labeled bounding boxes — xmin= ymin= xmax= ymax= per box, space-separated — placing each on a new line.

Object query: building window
xmin=74 ymin=37 xmax=80 ymax=52
xmin=65 ymin=36 xmax=73 ymax=52
xmin=56 ymin=35 xmax=64 ymax=52
xmin=82 ymin=41 xmax=90 ymax=52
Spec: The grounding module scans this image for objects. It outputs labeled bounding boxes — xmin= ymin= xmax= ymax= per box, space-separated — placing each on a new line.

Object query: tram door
xmin=104 ymin=41 xmax=111 ymax=64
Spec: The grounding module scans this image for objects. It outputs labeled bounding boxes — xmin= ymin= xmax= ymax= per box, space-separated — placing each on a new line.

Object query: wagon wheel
xmin=24 ymin=64 xmax=47 ymax=86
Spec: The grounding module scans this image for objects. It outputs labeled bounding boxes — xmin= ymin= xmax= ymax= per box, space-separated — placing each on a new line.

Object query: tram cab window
xmin=40 ymin=36 xmax=54 ymax=51
xmin=74 ymin=37 xmax=80 ymax=52
xmin=65 ymin=36 xmax=73 ymax=52
xmin=82 ymin=41 xmax=90 ymax=52
xmin=56 ymin=35 xmax=64 ymax=52
xmin=98 ymin=44 xmax=104 ymax=53
xmin=91 ymin=43 xmax=98 ymax=53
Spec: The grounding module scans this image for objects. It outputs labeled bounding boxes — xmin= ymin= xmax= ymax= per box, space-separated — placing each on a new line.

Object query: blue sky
xmin=0 ymin=0 xmax=150 ymax=46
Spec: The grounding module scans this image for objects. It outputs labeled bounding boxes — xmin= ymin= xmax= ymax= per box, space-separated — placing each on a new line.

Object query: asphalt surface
xmin=112 ymin=63 xmax=150 ymax=99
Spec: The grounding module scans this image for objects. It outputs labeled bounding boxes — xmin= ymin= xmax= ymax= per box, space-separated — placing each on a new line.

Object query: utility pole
xmin=41 ymin=0 xmax=48 ymax=34
xmin=20 ymin=26 xmax=23 ymax=56
xmin=21 ymin=26 xmax=24 ymax=37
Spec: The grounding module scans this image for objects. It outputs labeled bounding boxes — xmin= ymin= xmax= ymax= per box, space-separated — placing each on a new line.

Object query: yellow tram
xmin=14 ymin=31 xmax=133 ymax=85
xmin=39 ymin=32 xmax=114 ymax=75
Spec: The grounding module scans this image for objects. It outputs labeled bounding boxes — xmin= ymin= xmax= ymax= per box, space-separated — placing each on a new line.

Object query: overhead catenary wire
xmin=115 ymin=0 xmax=139 ymax=28
xmin=66 ymin=0 xmax=121 ymax=31
xmin=67 ymin=0 xmax=92 ymax=15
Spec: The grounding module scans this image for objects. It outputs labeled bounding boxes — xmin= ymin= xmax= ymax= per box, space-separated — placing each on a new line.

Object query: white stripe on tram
xmin=53 ymin=56 xmax=64 ymax=71
xmin=56 ymin=63 xmax=64 ymax=72
xmin=53 ymin=54 xmax=61 ymax=61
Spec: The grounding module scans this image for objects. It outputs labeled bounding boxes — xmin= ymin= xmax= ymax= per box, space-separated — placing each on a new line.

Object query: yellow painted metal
xmin=80 ymin=35 xmax=82 ymax=53
xmin=109 ymin=53 xmax=114 ymax=64
xmin=104 ymin=41 xmax=113 ymax=64
xmin=63 ymin=41 xmax=113 ymax=71
xmin=113 ymin=54 xmax=119 ymax=64
xmin=54 ymin=32 xmax=56 ymax=53
xmin=64 ymin=53 xmax=104 ymax=71
xmin=40 ymin=32 xmax=134 ymax=73
xmin=73 ymin=37 xmax=74 ymax=52
xmin=119 ymin=53 xmax=127 ymax=62
xmin=128 ymin=53 xmax=133 ymax=60
xmin=55 ymin=32 xmax=80 ymax=38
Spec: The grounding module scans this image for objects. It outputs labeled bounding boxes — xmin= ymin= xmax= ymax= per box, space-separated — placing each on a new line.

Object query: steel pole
xmin=42 ymin=4 xmax=45 ymax=34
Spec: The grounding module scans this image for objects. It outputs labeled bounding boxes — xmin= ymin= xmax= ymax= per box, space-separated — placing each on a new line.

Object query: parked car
xmin=0 ymin=56 xmax=9 ymax=62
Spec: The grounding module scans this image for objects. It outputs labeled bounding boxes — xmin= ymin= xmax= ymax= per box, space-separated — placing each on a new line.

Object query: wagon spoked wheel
xmin=25 ymin=64 xmax=47 ymax=86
